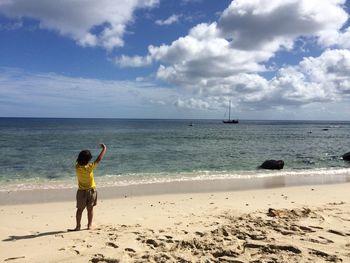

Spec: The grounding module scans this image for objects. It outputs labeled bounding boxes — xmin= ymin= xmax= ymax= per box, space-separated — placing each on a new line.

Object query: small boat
xmin=223 ymin=119 xmax=239 ymax=124
xmin=223 ymin=100 xmax=239 ymax=124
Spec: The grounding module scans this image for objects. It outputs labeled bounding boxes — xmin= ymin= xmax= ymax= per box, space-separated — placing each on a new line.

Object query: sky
xmin=0 ymin=0 xmax=350 ymax=120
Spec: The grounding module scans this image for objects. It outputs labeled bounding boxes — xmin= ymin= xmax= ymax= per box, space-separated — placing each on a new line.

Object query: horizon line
xmin=0 ymin=116 xmax=349 ymax=122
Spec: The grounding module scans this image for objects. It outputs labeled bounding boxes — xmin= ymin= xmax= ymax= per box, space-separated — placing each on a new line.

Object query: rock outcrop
xmin=342 ymin=152 xmax=350 ymax=161
xmin=260 ymin=160 xmax=284 ymax=170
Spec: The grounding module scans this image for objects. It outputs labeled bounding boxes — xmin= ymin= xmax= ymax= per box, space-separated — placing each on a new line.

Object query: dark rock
xmin=342 ymin=152 xmax=350 ymax=161
xmin=260 ymin=160 xmax=284 ymax=170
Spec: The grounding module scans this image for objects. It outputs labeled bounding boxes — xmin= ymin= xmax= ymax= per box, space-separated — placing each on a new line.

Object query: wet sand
xmin=1 ymin=171 xmax=350 ymax=205
xmin=1 ymin=182 xmax=350 ymax=262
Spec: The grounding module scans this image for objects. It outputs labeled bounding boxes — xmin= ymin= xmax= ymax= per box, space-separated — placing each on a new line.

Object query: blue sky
xmin=0 ymin=0 xmax=350 ymax=120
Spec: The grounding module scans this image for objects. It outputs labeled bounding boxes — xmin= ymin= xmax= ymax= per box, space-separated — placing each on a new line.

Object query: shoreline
xmin=1 ymin=170 xmax=350 ymax=205
xmin=1 ymin=182 xmax=350 ymax=262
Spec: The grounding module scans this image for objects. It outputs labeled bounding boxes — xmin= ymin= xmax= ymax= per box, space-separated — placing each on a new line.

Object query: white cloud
xmin=1 ymin=0 xmax=350 ymax=120
xmin=120 ymin=22 xmax=268 ymax=77
xmin=298 ymin=49 xmax=350 ymax=96
xmin=218 ymin=0 xmax=348 ymax=51
xmin=116 ymin=55 xmax=153 ymax=67
xmin=118 ymin=0 xmax=348 ymax=86
xmin=149 ymin=22 xmax=270 ymax=87
xmin=175 ymin=98 xmax=211 ymax=110
xmin=1 ymin=56 xmax=350 ymax=119
xmin=0 ymin=67 xmax=183 ymax=118
xmin=114 ymin=0 xmax=350 ymax=115
xmin=155 ymin=14 xmax=181 ymax=26
xmin=164 ymin=49 xmax=350 ymax=114
xmin=0 ymin=0 xmax=159 ymax=50
xmin=321 ymin=26 xmax=350 ymax=49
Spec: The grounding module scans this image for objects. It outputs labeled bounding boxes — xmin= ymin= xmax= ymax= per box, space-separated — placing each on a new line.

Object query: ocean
xmin=0 ymin=118 xmax=349 ymax=191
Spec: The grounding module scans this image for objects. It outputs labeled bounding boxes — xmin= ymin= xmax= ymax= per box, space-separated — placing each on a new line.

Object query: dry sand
xmin=1 ymin=182 xmax=350 ymax=262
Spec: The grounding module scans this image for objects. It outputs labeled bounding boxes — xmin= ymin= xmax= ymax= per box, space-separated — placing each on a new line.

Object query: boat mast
xmin=229 ymin=100 xmax=231 ymax=121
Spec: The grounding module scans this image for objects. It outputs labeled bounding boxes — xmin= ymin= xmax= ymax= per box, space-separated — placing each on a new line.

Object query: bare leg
xmin=87 ymin=206 xmax=93 ymax=229
xmin=72 ymin=208 xmax=84 ymax=231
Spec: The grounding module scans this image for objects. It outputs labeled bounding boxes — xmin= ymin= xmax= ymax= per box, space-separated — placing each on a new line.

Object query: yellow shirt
xmin=75 ymin=162 xmax=97 ymax=190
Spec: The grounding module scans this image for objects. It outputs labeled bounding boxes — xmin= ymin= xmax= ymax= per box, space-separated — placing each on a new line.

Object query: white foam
xmin=1 ymin=168 xmax=350 ymax=192
xmin=97 ymin=168 xmax=350 ymax=186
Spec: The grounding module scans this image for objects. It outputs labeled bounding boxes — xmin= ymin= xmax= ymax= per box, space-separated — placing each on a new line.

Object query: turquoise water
xmin=0 ymin=118 xmax=350 ymax=190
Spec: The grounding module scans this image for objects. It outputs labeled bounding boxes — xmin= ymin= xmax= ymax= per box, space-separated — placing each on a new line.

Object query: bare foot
xmin=68 ymin=226 xmax=81 ymax=232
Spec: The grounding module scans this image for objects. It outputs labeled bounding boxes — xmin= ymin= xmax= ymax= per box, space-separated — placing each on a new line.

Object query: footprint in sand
xmin=309 ymin=225 xmax=323 ymax=230
xmin=145 ymin=239 xmax=159 ymax=248
xmin=328 ymin=229 xmax=347 ymax=236
xmin=301 ymin=237 xmax=333 ymax=245
xmin=309 ymin=248 xmax=342 ymax=262
xmin=195 ymin=231 xmax=206 ymax=237
xmin=327 ymin=202 xmax=345 ymax=206
xmin=106 ymin=242 xmax=119 ymax=248
xmin=90 ymin=254 xmax=118 ymax=263
xmin=319 ymin=236 xmax=334 ymax=242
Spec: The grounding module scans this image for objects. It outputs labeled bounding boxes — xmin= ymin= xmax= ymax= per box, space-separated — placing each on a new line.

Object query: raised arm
xmin=95 ymin=143 xmax=107 ymax=164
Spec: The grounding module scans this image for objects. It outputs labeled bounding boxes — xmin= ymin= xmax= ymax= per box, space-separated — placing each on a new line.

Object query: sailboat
xmin=223 ymin=100 xmax=239 ymax=124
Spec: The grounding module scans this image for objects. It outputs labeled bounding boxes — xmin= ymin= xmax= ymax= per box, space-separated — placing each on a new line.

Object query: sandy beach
xmin=1 ymin=179 xmax=350 ymax=263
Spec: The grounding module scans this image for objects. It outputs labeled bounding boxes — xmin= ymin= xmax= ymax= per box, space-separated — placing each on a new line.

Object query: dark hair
xmin=77 ymin=150 xmax=92 ymax=166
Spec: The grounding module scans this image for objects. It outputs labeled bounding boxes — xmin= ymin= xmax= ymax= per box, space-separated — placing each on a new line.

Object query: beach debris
xmin=259 ymin=160 xmax=284 ymax=170
xmin=342 ymin=152 xmax=350 ymax=161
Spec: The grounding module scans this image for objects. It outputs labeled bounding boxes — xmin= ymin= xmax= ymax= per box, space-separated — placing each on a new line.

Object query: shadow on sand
xmin=2 ymin=230 xmax=67 ymax=241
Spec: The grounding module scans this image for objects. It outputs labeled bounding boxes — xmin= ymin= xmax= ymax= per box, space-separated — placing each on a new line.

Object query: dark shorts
xmin=76 ymin=189 xmax=97 ymax=209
